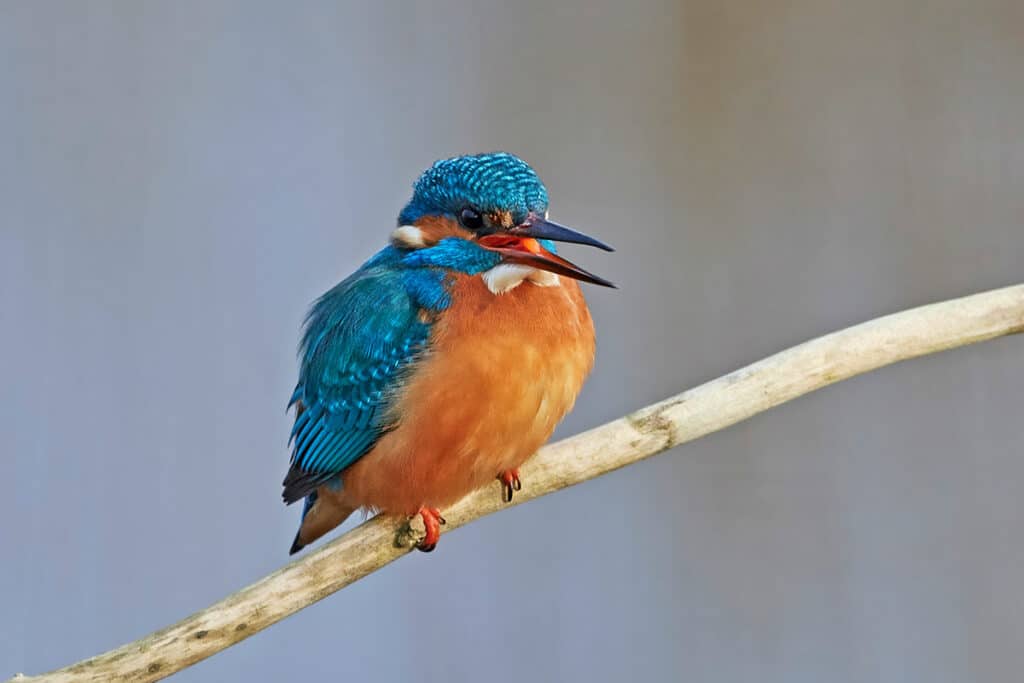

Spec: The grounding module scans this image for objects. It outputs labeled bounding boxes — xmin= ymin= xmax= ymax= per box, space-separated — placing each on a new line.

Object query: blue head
xmin=393 ymin=152 xmax=615 ymax=288
xmin=399 ymin=152 xmax=549 ymax=226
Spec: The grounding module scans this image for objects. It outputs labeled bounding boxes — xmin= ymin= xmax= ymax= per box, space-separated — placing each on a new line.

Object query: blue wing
xmin=282 ymin=250 xmax=450 ymax=504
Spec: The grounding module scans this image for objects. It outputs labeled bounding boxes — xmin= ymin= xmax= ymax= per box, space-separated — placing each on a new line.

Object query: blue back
xmin=282 ymin=242 xmax=501 ymax=503
xmin=284 ymin=152 xmax=546 ymax=507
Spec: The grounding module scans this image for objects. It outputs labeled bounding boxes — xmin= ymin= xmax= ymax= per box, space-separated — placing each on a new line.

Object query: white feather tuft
xmin=390 ymin=225 xmax=426 ymax=249
xmin=483 ymin=264 xmax=560 ymax=294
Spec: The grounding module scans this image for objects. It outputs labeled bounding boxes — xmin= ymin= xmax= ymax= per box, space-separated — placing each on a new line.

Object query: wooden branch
xmin=10 ymin=283 xmax=1024 ymax=683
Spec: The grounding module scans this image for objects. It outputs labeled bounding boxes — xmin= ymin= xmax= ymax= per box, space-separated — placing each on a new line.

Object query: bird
xmin=283 ymin=152 xmax=614 ymax=554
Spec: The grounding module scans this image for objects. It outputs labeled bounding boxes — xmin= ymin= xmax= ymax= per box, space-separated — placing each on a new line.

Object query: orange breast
xmin=338 ymin=274 xmax=595 ymax=514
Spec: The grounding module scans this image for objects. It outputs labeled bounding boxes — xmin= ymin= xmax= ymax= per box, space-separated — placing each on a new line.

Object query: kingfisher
xmin=283 ymin=152 xmax=614 ymax=554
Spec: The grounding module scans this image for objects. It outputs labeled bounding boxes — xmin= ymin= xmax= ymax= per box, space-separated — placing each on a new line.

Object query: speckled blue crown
xmin=398 ymin=152 xmax=549 ymax=226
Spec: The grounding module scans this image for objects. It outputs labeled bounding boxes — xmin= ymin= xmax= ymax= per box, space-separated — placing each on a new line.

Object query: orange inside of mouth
xmin=479 ymin=235 xmax=544 ymax=254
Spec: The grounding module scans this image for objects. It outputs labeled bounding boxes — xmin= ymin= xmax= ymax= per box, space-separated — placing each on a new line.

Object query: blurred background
xmin=2 ymin=1 xmax=1022 ymax=681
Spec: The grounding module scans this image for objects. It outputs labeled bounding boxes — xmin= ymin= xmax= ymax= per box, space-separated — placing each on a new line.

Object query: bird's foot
xmin=498 ymin=469 xmax=522 ymax=503
xmin=415 ymin=506 xmax=446 ymax=553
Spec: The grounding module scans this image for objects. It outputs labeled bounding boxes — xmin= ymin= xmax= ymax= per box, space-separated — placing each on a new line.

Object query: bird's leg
xmin=498 ymin=469 xmax=522 ymax=503
xmin=415 ymin=506 xmax=446 ymax=552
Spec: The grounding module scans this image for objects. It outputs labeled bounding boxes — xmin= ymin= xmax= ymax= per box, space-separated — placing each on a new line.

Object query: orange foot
xmin=498 ymin=469 xmax=522 ymax=503
xmin=415 ymin=507 xmax=446 ymax=553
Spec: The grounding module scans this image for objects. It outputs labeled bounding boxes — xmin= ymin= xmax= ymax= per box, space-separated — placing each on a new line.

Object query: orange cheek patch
xmin=414 ymin=215 xmax=475 ymax=243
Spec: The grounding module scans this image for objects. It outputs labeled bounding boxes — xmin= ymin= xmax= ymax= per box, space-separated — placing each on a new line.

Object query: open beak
xmin=479 ymin=216 xmax=616 ymax=288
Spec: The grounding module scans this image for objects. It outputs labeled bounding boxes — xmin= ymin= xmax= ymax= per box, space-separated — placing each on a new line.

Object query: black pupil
xmin=460 ymin=208 xmax=483 ymax=230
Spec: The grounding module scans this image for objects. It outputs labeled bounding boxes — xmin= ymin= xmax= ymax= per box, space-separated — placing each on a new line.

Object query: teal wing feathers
xmin=282 ymin=252 xmax=449 ymax=504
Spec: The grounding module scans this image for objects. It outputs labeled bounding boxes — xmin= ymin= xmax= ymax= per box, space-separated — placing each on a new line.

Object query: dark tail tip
xmin=289 ymin=532 xmax=305 ymax=556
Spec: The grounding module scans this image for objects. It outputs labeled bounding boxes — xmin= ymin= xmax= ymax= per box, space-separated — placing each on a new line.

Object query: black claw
xmin=417 ymin=543 xmax=436 ymax=553
xmin=437 ymin=514 xmax=447 ymax=526
xmin=498 ymin=472 xmax=522 ymax=503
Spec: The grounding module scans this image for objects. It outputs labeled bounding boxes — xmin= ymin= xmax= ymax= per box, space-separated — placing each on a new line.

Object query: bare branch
xmin=10 ymin=283 xmax=1023 ymax=682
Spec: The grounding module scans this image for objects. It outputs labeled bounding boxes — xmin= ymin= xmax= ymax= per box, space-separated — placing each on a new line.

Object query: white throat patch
xmin=482 ymin=264 xmax=560 ymax=294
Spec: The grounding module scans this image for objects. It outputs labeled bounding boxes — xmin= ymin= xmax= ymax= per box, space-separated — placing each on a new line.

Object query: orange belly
xmin=334 ymin=273 xmax=595 ymax=514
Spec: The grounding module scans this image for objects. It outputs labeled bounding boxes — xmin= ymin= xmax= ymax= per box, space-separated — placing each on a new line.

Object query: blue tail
xmin=289 ymin=491 xmax=319 ymax=555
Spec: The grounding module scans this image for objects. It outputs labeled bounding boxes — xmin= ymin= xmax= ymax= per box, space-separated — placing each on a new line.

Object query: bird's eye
xmin=459 ymin=207 xmax=484 ymax=230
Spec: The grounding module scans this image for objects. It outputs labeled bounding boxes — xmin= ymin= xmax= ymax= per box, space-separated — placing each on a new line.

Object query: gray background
xmin=2 ymin=1 xmax=1022 ymax=681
